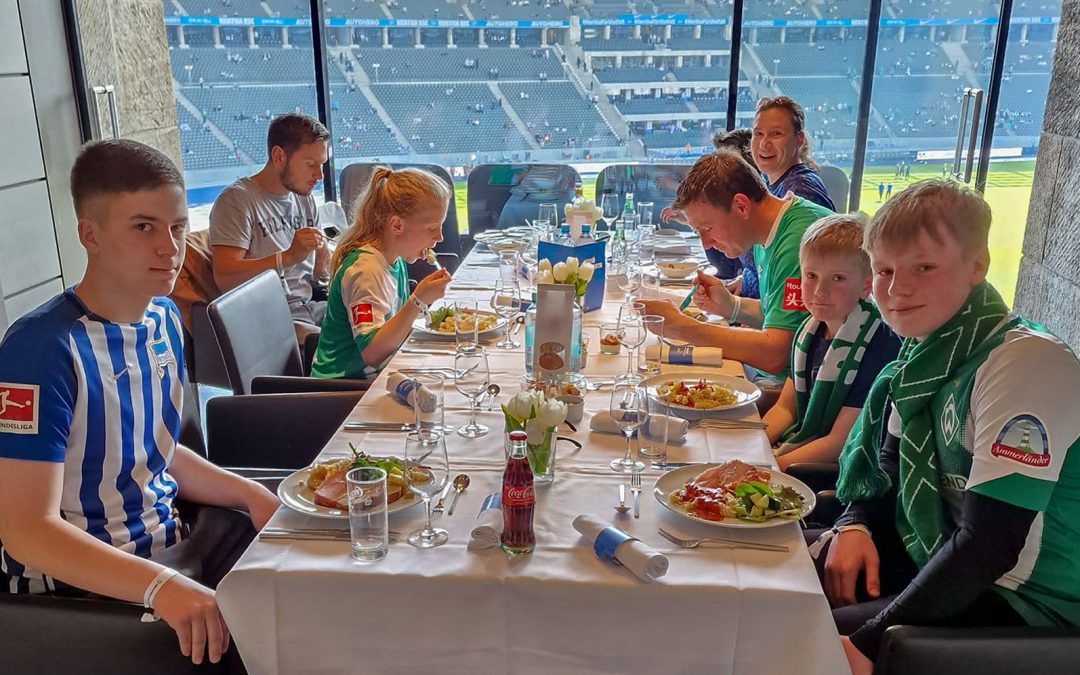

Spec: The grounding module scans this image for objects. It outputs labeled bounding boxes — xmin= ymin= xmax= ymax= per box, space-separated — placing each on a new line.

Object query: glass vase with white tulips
xmin=502 ymin=390 xmax=568 ymax=483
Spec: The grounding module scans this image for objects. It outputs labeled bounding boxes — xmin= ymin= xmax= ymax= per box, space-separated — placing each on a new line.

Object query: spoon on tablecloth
xmin=446 ymin=473 xmax=471 ymax=516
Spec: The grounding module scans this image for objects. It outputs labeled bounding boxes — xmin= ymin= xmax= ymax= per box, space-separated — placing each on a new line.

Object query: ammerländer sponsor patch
xmin=991 ymin=414 xmax=1051 ymax=468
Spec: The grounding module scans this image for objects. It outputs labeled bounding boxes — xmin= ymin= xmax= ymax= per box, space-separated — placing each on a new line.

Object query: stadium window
xmin=164 ymin=0 xmax=321 ymax=229
xmin=861 ymin=0 xmax=1063 ymax=305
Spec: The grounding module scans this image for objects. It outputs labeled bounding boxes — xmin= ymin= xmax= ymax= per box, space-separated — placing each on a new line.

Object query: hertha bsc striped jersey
xmin=0 ymin=290 xmax=183 ymax=594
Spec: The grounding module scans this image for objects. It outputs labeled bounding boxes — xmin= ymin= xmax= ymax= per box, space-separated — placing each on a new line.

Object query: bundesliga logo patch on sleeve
xmin=782 ymin=278 xmax=805 ymax=311
xmin=350 ymin=302 xmax=374 ymax=327
xmin=0 ymin=383 xmax=39 ymax=434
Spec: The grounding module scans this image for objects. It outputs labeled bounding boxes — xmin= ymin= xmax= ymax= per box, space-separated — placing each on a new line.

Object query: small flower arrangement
xmin=536 ymin=256 xmax=596 ymax=299
xmin=502 ymin=390 xmax=567 ymax=445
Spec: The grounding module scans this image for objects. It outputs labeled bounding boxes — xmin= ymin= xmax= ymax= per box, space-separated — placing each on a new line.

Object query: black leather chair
xmin=876 ymin=625 xmax=1080 ymax=675
xmin=0 ymin=591 xmax=238 ymax=674
xmin=594 ymin=162 xmax=691 ymax=229
xmin=464 ymin=163 xmax=581 ymax=253
xmin=206 ymin=271 xmax=371 ymax=395
xmin=338 ymin=162 xmax=463 ymax=270
xmin=205 ymin=391 xmax=364 ymax=469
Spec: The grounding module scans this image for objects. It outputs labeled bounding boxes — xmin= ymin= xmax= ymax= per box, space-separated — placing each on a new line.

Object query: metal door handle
xmin=91 ymin=84 xmax=119 ymax=139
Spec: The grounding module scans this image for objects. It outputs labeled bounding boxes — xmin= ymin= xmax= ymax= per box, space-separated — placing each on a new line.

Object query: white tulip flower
xmin=538 ymin=258 xmax=552 ymax=274
xmin=537 ymin=398 xmax=567 ymax=427
xmin=552 ymin=262 xmax=569 ymax=282
xmin=525 ymin=417 xmax=548 ymax=445
xmin=505 ymin=392 xmax=534 ymax=421
xmin=579 ymin=262 xmax=595 ymax=282
xmin=565 ymin=257 xmax=579 ymax=277
xmin=537 ymin=269 xmax=555 ymax=285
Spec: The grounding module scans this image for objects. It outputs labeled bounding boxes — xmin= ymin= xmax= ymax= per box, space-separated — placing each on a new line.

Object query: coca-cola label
xmin=503 ymin=484 xmax=535 ymax=506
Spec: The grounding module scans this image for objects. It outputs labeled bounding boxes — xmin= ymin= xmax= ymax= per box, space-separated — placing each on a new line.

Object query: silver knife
xmin=401 ymin=347 xmax=457 ymax=355
xmin=343 ymin=422 xmax=412 ymax=432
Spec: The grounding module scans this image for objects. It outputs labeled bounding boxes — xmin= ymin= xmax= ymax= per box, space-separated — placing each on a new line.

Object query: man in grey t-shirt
xmin=210 ymin=112 xmax=331 ymax=339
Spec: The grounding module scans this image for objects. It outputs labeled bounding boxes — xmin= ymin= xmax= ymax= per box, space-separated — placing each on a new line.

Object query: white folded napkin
xmin=467 ymin=493 xmax=503 ymax=551
xmin=645 ymin=344 xmax=724 ymax=367
xmin=572 ymin=515 xmax=668 ymax=582
xmin=589 ymin=412 xmax=688 ymax=445
xmin=652 ymin=241 xmax=692 ymax=256
xmin=385 ymin=372 xmax=437 ymax=411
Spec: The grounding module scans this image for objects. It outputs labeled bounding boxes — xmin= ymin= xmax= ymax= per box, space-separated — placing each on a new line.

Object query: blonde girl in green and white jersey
xmin=311 ymin=167 xmax=452 ymax=379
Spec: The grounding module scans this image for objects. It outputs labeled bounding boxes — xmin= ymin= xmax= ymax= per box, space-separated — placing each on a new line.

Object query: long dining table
xmin=216 ymin=241 xmax=850 ymax=675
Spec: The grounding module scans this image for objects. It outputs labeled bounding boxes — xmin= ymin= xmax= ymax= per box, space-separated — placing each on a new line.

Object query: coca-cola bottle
xmin=501 ymin=430 xmax=536 ymax=555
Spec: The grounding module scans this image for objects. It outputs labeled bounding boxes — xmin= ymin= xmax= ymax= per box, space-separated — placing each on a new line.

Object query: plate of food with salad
xmin=277 ymin=446 xmax=427 ymax=519
xmin=645 ymin=370 xmax=761 ymax=417
xmin=411 ymin=304 xmax=505 ymax=341
xmin=653 ymin=459 xmax=814 ymax=529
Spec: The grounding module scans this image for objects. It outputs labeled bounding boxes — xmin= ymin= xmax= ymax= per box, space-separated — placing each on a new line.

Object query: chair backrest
xmin=465 ymin=163 xmax=581 ymax=244
xmin=206 ymin=270 xmax=303 ymax=395
xmin=205 ymin=391 xmax=365 ymax=468
xmin=593 ymin=163 xmax=691 ymax=222
xmin=818 ymin=165 xmax=850 ymax=212
xmin=338 ymin=162 xmax=461 ymax=256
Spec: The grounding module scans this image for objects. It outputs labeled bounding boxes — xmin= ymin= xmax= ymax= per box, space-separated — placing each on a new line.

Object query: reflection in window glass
xmin=165 ymin=1 xmax=319 ymax=228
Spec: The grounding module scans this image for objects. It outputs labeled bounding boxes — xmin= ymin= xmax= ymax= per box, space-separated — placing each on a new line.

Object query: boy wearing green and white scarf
xmin=818 ymin=181 xmax=1080 ymax=675
xmin=763 ymin=215 xmax=900 ymax=471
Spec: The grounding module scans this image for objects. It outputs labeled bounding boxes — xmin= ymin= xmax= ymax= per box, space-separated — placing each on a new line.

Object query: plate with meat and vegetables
xmin=653 ymin=459 xmax=814 ymax=529
xmin=278 ymin=447 xmax=426 ymax=519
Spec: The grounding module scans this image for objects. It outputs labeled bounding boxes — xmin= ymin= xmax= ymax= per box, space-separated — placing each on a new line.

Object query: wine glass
xmin=403 ymin=430 xmax=450 ymax=548
xmin=537 ymin=203 xmax=557 ymax=240
xmin=609 ymin=380 xmax=647 ymax=474
xmin=618 ymin=314 xmax=646 ymax=382
xmin=490 ymin=280 xmax=522 ymax=349
xmin=598 ymin=193 xmax=619 ymax=236
xmin=618 ymin=262 xmax=642 ymax=305
xmin=455 ymin=348 xmax=490 ymax=438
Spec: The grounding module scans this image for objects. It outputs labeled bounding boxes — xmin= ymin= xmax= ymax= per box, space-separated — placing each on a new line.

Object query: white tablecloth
xmin=217 ymin=247 xmax=849 ymax=675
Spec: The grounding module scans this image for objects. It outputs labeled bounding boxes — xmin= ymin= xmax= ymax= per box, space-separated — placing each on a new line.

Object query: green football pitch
xmin=452 ymin=160 xmax=1034 ymax=306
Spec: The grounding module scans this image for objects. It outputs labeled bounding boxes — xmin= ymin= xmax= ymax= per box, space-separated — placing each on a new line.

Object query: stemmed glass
xmin=403 ymin=429 xmax=450 ymax=548
xmin=618 ymin=262 xmax=642 ymax=305
xmin=609 ymin=380 xmax=647 ymax=474
xmin=537 ymin=203 xmax=558 ymax=240
xmin=455 ymin=347 xmax=490 ymax=438
xmin=598 ymin=193 xmax=619 ymax=236
xmin=490 ymin=280 xmax=522 ymax=349
xmin=617 ymin=314 xmax=646 ymax=382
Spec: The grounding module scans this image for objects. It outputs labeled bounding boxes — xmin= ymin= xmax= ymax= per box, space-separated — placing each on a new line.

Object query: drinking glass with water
xmin=347 ymin=467 xmax=389 ymax=563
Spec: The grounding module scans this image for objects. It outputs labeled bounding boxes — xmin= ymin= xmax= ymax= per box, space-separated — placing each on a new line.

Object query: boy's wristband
xmin=274 ymin=251 xmax=285 ymax=277
xmin=729 ymin=295 xmax=742 ymax=323
xmin=143 ymin=568 xmax=178 ymax=609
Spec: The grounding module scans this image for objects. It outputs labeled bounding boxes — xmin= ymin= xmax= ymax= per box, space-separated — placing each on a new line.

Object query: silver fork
xmin=657 ymin=527 xmax=789 ymax=552
xmin=630 ymin=472 xmax=642 ymax=519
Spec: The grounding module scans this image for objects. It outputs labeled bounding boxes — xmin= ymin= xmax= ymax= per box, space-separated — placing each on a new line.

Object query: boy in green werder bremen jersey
xmin=812 ymin=180 xmax=1080 ymax=674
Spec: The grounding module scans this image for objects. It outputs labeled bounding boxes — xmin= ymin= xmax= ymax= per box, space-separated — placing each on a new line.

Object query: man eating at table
xmin=816 ymin=180 xmax=1080 ymax=674
xmin=0 ymin=140 xmax=280 ymax=668
xmin=640 ymin=149 xmax=834 ymax=385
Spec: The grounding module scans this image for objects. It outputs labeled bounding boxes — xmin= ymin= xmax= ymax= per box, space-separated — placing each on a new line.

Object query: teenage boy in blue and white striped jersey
xmin=0 ymin=140 xmax=280 ymax=667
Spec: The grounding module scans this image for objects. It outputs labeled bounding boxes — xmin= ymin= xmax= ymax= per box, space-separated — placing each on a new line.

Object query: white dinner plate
xmin=645 ymin=370 xmax=761 ymax=416
xmin=277 ymin=465 xmax=422 ymax=520
xmin=412 ymin=309 xmax=506 ymax=341
xmin=653 ymin=464 xmax=815 ymax=529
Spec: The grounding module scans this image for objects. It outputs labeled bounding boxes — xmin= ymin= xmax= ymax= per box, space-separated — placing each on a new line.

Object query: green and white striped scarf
xmin=836 ymin=282 xmax=1018 ymax=567
xmin=783 ymin=299 xmax=884 ymax=445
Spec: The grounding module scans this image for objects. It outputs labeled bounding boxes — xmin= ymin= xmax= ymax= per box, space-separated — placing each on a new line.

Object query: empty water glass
xmin=410 ymin=372 xmax=445 ymax=433
xmin=639 ymin=315 xmax=665 ymax=375
xmin=347 ymin=467 xmax=388 ymax=563
xmin=642 ymin=388 xmax=669 ymax=464
xmin=454 ymin=300 xmax=480 ymax=351
xmin=636 ymin=202 xmax=654 ymax=229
